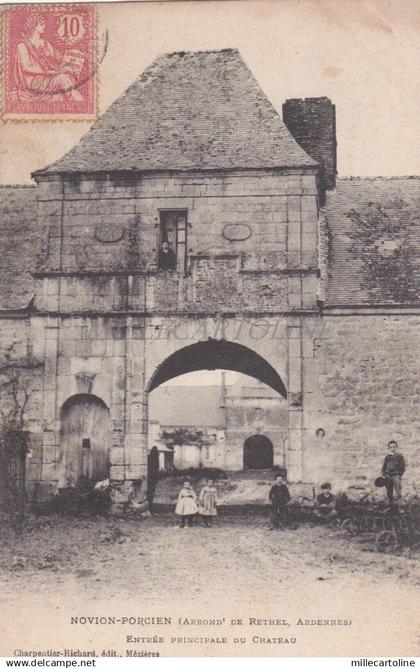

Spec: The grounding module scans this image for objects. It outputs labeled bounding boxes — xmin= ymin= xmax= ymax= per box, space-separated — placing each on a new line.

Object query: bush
xmin=47 ymin=477 xmax=111 ymax=516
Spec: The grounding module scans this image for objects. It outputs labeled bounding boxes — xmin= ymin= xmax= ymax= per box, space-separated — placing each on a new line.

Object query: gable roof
xmin=0 ymin=186 xmax=37 ymax=310
xmin=36 ymin=49 xmax=316 ymax=175
xmin=322 ymin=177 xmax=420 ymax=306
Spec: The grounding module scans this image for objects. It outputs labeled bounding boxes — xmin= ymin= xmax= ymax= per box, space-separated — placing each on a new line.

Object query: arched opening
xmin=243 ymin=435 xmax=274 ymax=470
xmin=147 ymin=339 xmax=287 ymax=398
xmin=60 ymin=394 xmax=110 ymax=485
xmin=147 ymin=339 xmax=287 ymax=477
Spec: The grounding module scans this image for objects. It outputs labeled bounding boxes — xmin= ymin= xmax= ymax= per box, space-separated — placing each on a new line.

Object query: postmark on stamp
xmin=2 ymin=4 xmax=97 ymax=120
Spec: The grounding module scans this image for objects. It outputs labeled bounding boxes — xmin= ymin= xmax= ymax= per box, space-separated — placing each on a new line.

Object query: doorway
xmin=243 ymin=435 xmax=274 ymax=470
xmin=60 ymin=394 xmax=110 ymax=485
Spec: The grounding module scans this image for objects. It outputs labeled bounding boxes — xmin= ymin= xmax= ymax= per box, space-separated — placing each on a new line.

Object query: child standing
xmin=175 ymin=480 xmax=198 ymax=527
xmin=382 ymin=440 xmax=406 ymax=503
xmin=199 ymin=479 xmax=218 ymax=527
xmin=269 ymin=474 xmax=291 ymax=530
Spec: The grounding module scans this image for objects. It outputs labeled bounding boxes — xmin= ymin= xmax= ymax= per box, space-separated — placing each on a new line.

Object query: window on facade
xmin=82 ymin=438 xmax=91 ymax=450
xmin=158 ymin=210 xmax=188 ymax=272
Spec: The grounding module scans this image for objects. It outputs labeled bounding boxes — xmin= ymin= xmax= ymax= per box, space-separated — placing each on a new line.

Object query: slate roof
xmin=0 ymin=186 xmax=37 ymax=310
xmin=321 ymin=177 xmax=420 ymax=306
xmin=36 ymin=49 xmax=316 ymax=175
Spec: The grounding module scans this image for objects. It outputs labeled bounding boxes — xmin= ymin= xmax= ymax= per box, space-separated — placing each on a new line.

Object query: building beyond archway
xmin=243 ymin=435 xmax=274 ymax=470
xmin=146 ymin=340 xmax=286 ymax=472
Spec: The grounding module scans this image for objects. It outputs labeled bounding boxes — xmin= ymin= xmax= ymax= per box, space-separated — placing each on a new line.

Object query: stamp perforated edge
xmin=0 ymin=3 xmax=100 ymax=123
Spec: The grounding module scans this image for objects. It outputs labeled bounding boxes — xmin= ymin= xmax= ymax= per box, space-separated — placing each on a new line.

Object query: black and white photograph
xmin=0 ymin=0 xmax=419 ymax=660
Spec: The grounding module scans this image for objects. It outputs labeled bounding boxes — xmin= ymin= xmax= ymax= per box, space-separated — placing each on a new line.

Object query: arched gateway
xmin=147 ymin=339 xmax=287 ymax=397
xmin=146 ymin=339 xmax=286 ymax=476
xmin=30 ymin=49 xmax=320 ymax=508
xmin=0 ymin=49 xmax=415 ymax=510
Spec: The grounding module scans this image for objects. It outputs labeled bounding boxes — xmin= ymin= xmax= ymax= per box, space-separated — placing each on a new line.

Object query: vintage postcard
xmin=0 ymin=0 xmax=419 ymax=660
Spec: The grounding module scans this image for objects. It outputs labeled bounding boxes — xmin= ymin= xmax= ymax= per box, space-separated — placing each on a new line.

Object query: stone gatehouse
xmin=0 ymin=49 xmax=419 ymax=509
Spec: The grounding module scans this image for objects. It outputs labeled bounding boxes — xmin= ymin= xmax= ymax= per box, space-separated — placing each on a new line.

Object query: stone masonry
xmin=0 ymin=49 xmax=418 ymax=510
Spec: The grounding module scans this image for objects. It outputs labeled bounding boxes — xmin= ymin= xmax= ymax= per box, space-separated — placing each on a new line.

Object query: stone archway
xmin=59 ymin=394 xmax=111 ymax=485
xmin=243 ymin=434 xmax=274 ymax=470
xmin=147 ymin=339 xmax=287 ymax=397
xmin=145 ymin=338 xmax=286 ymax=479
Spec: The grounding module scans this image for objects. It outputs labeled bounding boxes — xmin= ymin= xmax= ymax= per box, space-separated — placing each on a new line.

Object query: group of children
xmin=175 ymin=479 xmax=218 ymax=527
xmin=268 ymin=440 xmax=407 ymax=529
xmin=174 ymin=441 xmax=407 ymax=529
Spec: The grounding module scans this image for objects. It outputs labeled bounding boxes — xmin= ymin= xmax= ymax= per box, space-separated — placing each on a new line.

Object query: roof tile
xmin=37 ymin=49 xmax=315 ymax=174
xmin=322 ymin=177 xmax=420 ymax=306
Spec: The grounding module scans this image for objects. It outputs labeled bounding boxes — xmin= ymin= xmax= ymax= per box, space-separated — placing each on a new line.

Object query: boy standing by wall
xmin=382 ymin=440 xmax=406 ymax=503
xmin=269 ymin=474 xmax=291 ymax=530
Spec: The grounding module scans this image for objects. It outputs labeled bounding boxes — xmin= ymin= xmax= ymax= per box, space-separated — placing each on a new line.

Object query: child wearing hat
xmin=314 ymin=482 xmax=338 ymax=520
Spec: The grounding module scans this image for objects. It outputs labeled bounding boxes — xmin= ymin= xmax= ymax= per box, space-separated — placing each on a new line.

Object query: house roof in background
xmin=149 ymin=385 xmax=225 ymax=428
xmin=0 ymin=186 xmax=37 ymax=310
xmin=322 ymin=177 xmax=420 ymax=306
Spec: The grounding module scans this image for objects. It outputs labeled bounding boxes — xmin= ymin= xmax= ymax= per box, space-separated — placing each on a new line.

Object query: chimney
xmin=282 ymin=97 xmax=337 ymax=205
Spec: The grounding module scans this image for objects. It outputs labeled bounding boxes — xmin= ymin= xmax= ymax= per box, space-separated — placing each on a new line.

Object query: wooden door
xmin=60 ymin=395 xmax=110 ymax=485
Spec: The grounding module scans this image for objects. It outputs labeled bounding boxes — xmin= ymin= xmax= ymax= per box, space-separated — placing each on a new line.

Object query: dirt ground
xmin=0 ymin=510 xmax=419 ymax=657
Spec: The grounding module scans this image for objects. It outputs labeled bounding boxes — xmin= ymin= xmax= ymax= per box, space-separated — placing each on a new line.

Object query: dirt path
xmin=0 ymin=513 xmax=419 ymax=656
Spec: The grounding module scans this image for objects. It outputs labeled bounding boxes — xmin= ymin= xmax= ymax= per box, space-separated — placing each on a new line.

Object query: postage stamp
xmin=2 ymin=4 xmax=97 ymax=120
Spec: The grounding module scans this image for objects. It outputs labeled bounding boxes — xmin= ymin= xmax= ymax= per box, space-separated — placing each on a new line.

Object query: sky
xmin=1 ymin=0 xmax=420 ymax=183
xmin=163 ymin=370 xmax=238 ymax=387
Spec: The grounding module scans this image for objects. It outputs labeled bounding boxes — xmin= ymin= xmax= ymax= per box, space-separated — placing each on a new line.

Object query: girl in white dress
xmin=199 ymin=479 xmax=218 ymax=527
xmin=175 ymin=480 xmax=198 ymax=527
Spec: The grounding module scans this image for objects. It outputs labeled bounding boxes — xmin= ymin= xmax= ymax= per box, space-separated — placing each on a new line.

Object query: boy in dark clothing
xmin=314 ymin=482 xmax=337 ymax=520
xmin=382 ymin=440 xmax=405 ymax=503
xmin=269 ymin=474 xmax=291 ymax=530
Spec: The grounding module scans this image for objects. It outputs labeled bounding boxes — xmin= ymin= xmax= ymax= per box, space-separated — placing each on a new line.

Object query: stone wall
xmin=157 ymin=425 xmax=225 ymax=470
xmin=224 ymin=398 xmax=288 ymax=470
xmin=302 ymin=314 xmax=420 ymax=491
xmin=0 ymin=317 xmax=45 ymax=492
xmin=0 ymin=309 xmax=418 ymax=503
xmin=0 ymin=166 xmax=417 ymax=508
xmin=34 ymin=168 xmax=319 ymax=315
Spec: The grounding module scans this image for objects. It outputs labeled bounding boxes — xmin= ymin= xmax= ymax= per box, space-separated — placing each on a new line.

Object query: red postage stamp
xmin=2 ymin=4 xmax=97 ymax=120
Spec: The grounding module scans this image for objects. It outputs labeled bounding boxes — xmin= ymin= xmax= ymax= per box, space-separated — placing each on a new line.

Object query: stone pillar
xmin=41 ymin=317 xmax=60 ymax=486
xmin=287 ymin=317 xmax=303 ymax=482
xmin=110 ymin=316 xmax=148 ymax=512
